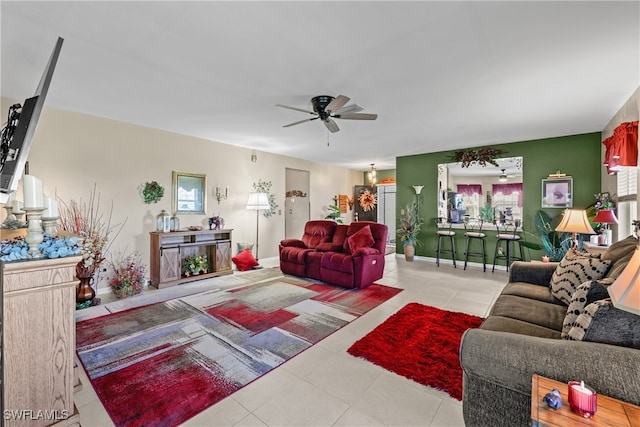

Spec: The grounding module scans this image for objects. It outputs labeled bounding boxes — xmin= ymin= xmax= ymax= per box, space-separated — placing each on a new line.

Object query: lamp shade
xmin=246 ymin=192 xmax=270 ymax=210
xmin=555 ymin=209 xmax=595 ymax=234
xmin=608 ymin=247 xmax=640 ymax=315
xmin=593 ymin=209 xmax=618 ymax=224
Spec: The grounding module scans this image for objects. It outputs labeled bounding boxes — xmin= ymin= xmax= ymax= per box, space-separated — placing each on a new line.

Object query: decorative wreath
xmin=141 ymin=181 xmax=164 ymax=204
xmin=359 ymin=190 xmax=377 ymax=212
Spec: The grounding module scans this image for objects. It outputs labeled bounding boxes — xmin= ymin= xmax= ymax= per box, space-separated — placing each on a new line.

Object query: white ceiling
xmin=1 ymin=1 xmax=638 ymax=172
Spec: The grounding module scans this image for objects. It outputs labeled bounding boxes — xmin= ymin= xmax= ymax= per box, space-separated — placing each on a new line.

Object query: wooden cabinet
xmin=150 ymin=229 xmax=233 ymax=288
xmin=2 ymin=256 xmax=82 ymax=427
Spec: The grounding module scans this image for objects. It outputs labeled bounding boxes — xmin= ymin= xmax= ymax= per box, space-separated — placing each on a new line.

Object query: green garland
xmin=142 ymin=181 xmax=164 ymax=204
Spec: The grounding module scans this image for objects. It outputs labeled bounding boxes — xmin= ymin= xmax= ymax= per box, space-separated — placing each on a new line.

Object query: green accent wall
xmin=396 ymin=132 xmax=602 ymax=263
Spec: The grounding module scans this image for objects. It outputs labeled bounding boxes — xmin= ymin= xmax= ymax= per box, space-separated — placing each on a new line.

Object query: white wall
xmin=1 ymin=97 xmax=362 ymax=282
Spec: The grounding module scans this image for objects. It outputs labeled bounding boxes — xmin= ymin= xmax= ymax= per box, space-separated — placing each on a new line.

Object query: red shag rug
xmin=76 ymin=275 xmax=401 ymax=427
xmin=347 ymin=303 xmax=483 ymax=400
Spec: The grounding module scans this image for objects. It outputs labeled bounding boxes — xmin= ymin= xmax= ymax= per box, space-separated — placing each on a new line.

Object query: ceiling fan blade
xmin=335 ymin=103 xmax=364 ymax=114
xmin=335 ymin=112 xmax=378 ymax=120
xmin=275 ymin=104 xmax=316 ymax=115
xmin=325 ymin=95 xmax=350 ymax=114
xmin=283 ymin=117 xmax=318 ymax=128
xmin=323 ymin=118 xmax=340 ymax=133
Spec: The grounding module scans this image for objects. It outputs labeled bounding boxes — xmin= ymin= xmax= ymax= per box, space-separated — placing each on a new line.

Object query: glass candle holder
xmin=568 ymin=381 xmax=597 ymax=418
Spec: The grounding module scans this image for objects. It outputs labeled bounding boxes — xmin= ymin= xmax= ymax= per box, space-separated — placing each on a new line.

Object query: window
xmin=616 ymin=166 xmax=637 ymax=239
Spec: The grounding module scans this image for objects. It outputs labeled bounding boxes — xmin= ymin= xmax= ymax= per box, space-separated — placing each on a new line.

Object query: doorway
xmin=285 ymin=168 xmax=310 ymax=239
xmin=377 ymin=185 xmax=396 ymax=244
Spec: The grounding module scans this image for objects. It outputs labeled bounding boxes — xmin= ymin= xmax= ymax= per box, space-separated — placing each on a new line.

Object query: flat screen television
xmin=0 ymin=37 xmax=64 ymax=204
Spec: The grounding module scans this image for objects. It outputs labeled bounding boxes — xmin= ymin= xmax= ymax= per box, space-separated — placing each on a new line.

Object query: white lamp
xmin=555 ymin=209 xmax=595 ymax=248
xmin=608 ymin=247 xmax=640 ymax=315
xmin=246 ymin=192 xmax=270 ymax=261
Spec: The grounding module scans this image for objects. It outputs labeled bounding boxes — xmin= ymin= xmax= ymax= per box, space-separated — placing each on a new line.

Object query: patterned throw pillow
xmin=550 ymin=249 xmax=611 ymax=305
xmin=561 ymin=279 xmax=612 ymax=338
xmin=565 ymin=299 xmax=640 ymax=349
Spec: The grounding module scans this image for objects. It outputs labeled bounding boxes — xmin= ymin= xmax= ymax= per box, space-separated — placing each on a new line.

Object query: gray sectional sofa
xmin=460 ymin=236 xmax=640 ymax=426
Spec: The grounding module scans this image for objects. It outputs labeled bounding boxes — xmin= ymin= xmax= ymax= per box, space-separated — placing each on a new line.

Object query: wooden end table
xmin=531 ymin=374 xmax=640 ymax=427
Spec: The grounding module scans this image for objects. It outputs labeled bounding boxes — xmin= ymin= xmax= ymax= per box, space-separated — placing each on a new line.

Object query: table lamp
xmin=246 ymin=192 xmax=270 ymax=261
xmin=555 ymin=209 xmax=595 ymax=248
xmin=608 ymin=246 xmax=640 ymax=315
xmin=593 ymin=209 xmax=618 ymax=246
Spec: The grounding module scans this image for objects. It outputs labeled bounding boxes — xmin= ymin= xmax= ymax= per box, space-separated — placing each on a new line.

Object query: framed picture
xmin=541 ymin=178 xmax=573 ymax=208
xmin=172 ymin=171 xmax=207 ymax=214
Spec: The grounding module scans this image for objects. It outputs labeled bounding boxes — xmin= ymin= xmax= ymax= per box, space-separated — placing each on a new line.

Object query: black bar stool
xmin=435 ymin=218 xmax=457 ymax=268
xmin=492 ymin=221 xmax=524 ymax=272
xmin=463 ymin=218 xmax=486 ymax=271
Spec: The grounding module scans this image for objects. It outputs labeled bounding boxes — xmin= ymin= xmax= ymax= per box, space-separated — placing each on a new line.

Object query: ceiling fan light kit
xmin=276 ymin=94 xmax=377 ymax=133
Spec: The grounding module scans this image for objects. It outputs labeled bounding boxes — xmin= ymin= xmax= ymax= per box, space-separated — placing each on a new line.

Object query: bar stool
xmin=463 ymin=218 xmax=486 ymax=271
xmin=435 ymin=218 xmax=457 ymax=268
xmin=492 ymin=221 xmax=524 ymax=272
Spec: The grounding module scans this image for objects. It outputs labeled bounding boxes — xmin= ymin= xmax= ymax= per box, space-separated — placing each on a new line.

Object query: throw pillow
xmin=561 ymin=279 xmax=612 ymax=338
xmin=601 ymin=236 xmax=637 ymax=279
xmin=232 ymin=248 xmax=259 ymax=271
xmin=550 ymin=249 xmax=611 ymax=305
xmin=347 ymin=225 xmax=375 ymax=252
xmin=565 ymin=299 xmax=640 ymax=349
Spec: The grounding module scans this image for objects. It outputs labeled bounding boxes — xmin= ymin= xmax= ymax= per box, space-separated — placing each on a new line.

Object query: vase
xmin=76 ymin=275 xmax=95 ymax=304
xmin=404 ymin=243 xmax=415 ymax=262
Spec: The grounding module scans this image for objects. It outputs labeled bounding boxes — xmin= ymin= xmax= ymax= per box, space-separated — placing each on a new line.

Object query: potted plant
xmin=397 ymin=201 xmax=423 ymax=261
xmin=325 ymin=205 xmax=344 ymax=223
xmin=183 ymin=254 xmax=209 ymax=277
xmin=106 ymin=251 xmax=147 ymax=299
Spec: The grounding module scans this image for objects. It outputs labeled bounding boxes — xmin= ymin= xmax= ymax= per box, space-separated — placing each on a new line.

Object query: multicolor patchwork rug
xmin=76 ymin=274 xmax=402 ymax=427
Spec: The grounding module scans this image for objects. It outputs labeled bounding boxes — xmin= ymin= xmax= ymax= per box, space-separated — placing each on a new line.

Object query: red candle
xmin=568 ymin=381 xmax=597 ymax=418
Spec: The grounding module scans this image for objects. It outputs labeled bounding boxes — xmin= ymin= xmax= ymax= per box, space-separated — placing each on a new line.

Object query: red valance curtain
xmin=603 ymin=121 xmax=638 ymax=174
xmin=456 ymin=184 xmax=482 ymax=196
xmin=492 ymin=183 xmax=523 ymax=208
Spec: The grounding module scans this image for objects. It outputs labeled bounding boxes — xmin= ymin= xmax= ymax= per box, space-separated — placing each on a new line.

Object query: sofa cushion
xmin=480 ymin=316 xmax=561 ymax=339
xmin=500 ymin=282 xmax=565 ymax=305
xmin=602 ymin=236 xmax=637 ymax=279
xmin=550 ymin=249 xmax=611 ymax=304
xmin=232 ymin=248 xmax=259 ymax=271
xmin=347 ymin=225 xmax=375 ymax=252
xmin=489 ymin=295 xmax=568 ymax=332
xmin=561 ymin=279 xmax=613 ymax=338
xmin=565 ymin=299 xmax=640 ymax=349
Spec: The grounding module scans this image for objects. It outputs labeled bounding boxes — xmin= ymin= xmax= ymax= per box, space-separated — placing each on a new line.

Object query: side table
xmin=531 ymin=374 xmax=640 ymax=427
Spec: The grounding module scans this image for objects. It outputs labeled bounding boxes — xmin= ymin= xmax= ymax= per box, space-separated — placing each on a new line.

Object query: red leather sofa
xmin=279 ymin=220 xmax=388 ymax=289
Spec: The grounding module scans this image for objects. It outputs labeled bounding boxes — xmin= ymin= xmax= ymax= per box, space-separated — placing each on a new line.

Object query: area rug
xmin=76 ymin=275 xmax=402 ymax=427
xmin=347 ymin=302 xmax=483 ymax=400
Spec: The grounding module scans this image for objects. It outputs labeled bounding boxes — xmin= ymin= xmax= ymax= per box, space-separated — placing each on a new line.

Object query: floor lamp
xmin=246 ymin=192 xmax=270 ymax=261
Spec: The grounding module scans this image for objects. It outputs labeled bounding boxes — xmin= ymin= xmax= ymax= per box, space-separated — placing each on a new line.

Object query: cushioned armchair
xmin=279 ymin=220 xmax=337 ymax=277
xmin=319 ymin=221 xmax=388 ymax=288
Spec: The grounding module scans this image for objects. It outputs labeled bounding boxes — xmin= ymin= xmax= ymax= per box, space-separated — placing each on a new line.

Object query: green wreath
xmin=142 ymin=181 xmax=164 ymax=204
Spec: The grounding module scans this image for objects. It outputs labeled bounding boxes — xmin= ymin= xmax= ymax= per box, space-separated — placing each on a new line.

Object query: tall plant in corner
xmin=397 ymin=201 xmax=423 ymax=261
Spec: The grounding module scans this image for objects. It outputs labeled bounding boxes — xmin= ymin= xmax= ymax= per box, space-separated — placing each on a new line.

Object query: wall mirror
xmin=437 ymin=156 xmax=523 ymax=225
xmin=172 ymin=171 xmax=207 ymax=215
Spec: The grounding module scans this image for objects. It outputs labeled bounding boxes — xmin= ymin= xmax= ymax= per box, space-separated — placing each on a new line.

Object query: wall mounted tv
xmin=0 ymin=37 xmax=64 ymax=204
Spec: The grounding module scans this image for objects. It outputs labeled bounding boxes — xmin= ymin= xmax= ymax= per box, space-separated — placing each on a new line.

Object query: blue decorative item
xmin=543 ymin=389 xmax=563 ymax=410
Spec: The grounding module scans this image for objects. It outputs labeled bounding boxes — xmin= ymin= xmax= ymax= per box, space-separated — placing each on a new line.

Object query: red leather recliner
xmin=279 ymin=220 xmax=336 ymax=278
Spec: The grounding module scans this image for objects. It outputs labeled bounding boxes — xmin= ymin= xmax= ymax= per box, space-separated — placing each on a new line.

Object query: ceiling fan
xmin=276 ymin=95 xmax=377 ymax=133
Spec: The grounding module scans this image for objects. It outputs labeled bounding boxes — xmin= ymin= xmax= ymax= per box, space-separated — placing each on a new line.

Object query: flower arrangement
xmin=106 ymin=251 xmax=146 ymax=299
xmin=397 ymin=201 xmax=423 ymax=247
xmin=449 ymin=147 xmax=506 ymax=168
xmin=594 ymin=192 xmax=615 ymax=211
xmin=359 ymin=189 xmax=377 ymax=212
xmin=141 ymin=181 xmax=164 ymax=204
xmin=183 ymin=254 xmax=209 ymax=277
xmin=57 ymin=185 xmax=124 ymax=278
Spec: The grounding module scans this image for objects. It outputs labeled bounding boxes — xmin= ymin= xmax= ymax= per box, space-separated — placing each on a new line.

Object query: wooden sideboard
xmin=2 ymin=255 xmax=82 ymax=427
xmin=149 ymin=229 xmax=233 ymax=288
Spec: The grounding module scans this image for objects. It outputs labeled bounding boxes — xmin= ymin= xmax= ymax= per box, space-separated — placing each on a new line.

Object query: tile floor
xmin=74 ymin=255 xmax=508 ymax=426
